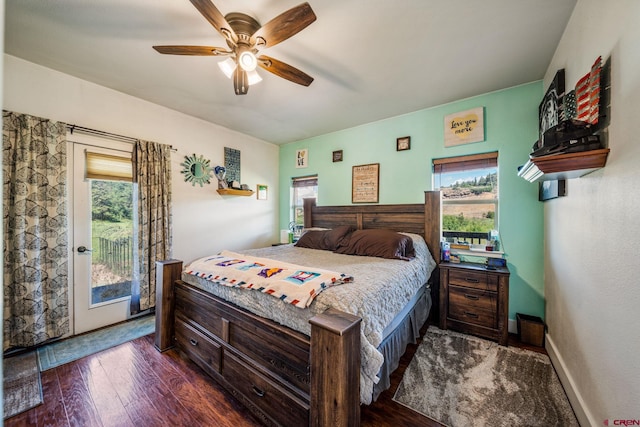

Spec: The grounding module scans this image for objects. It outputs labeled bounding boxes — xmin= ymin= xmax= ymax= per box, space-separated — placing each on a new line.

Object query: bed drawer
xmin=225 ymin=314 xmax=310 ymax=394
xmin=175 ymin=282 xmax=311 ymax=394
xmin=174 ymin=316 xmax=222 ymax=378
xmin=448 ymin=285 xmax=497 ymax=312
xmin=448 ymin=268 xmax=497 ymax=292
xmin=223 ymin=352 xmax=309 ymax=427
xmin=175 ymin=284 xmax=225 ymax=338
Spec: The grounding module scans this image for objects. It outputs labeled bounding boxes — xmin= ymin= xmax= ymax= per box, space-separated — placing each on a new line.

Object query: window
xmin=84 ymin=150 xmax=135 ymax=305
xmin=433 ymin=152 xmax=498 ymax=245
xmin=291 ymin=175 xmax=318 ymax=227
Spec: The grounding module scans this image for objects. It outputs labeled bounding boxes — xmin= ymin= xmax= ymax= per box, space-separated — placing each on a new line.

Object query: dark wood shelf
xmin=517 ymin=148 xmax=610 ymax=182
xmin=216 ymin=188 xmax=254 ymax=196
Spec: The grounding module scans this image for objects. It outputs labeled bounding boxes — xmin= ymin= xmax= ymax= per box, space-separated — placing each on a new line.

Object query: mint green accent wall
xmin=279 ymin=82 xmax=545 ymax=321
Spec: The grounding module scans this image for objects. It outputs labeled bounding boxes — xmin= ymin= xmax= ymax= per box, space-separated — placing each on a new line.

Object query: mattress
xmin=181 ymin=233 xmax=436 ymax=404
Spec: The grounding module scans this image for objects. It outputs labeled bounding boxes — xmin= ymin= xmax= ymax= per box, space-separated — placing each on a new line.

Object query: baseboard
xmin=508 ymin=318 xmax=517 ymax=334
xmin=545 ymin=333 xmax=596 ymax=427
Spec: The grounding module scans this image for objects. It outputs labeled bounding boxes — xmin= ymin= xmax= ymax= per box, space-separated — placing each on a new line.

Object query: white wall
xmin=3 ymin=55 xmax=279 ymax=264
xmin=543 ymin=1 xmax=640 ymax=425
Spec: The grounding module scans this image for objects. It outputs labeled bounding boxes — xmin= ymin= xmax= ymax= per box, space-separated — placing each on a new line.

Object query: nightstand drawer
xmin=448 ymin=268 xmax=497 ymax=292
xmin=448 ymin=285 xmax=497 ymax=312
xmin=448 ymin=303 xmax=497 ymax=329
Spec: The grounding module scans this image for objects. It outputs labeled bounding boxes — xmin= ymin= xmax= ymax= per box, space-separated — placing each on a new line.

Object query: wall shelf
xmin=517 ymin=148 xmax=610 ymax=182
xmin=450 ymin=248 xmax=505 ymax=259
xmin=216 ymin=188 xmax=254 ymax=196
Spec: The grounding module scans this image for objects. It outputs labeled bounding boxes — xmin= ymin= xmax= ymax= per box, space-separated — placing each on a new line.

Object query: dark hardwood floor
xmin=5 ymin=326 xmax=545 ymax=427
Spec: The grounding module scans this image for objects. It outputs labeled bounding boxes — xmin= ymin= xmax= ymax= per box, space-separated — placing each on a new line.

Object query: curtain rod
xmin=67 ymin=124 xmax=176 ymax=151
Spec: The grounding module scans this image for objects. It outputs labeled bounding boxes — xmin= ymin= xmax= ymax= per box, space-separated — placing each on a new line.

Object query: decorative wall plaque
xmin=224 ymin=147 xmax=241 ymax=183
xmin=444 ymin=107 xmax=485 ymax=147
xmin=352 ymin=163 xmax=379 ymax=203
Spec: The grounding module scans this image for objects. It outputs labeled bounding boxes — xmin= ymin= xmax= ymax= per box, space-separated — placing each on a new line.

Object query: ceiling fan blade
xmin=233 ymin=68 xmax=249 ymax=95
xmin=258 ymin=55 xmax=314 ymax=87
xmin=251 ymin=2 xmax=316 ymax=49
xmin=153 ymin=45 xmax=231 ymax=56
xmin=189 ymin=0 xmax=238 ymax=44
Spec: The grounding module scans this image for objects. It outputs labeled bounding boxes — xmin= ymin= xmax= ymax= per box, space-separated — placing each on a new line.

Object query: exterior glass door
xmin=73 ymin=143 xmax=134 ymax=334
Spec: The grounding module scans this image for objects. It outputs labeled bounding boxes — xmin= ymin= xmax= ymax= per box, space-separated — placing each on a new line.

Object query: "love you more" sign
xmin=444 ymin=107 xmax=485 ymax=147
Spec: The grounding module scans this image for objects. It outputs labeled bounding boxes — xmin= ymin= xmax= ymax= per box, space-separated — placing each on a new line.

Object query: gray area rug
xmin=3 ymin=351 xmax=43 ymax=419
xmin=37 ymin=314 xmax=155 ymax=371
xmin=393 ymin=328 xmax=578 ymax=427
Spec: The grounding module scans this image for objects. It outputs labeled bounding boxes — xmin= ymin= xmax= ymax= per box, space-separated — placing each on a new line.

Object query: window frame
xmin=291 ymin=175 xmax=318 ymax=227
xmin=433 ymin=152 xmax=499 ymax=243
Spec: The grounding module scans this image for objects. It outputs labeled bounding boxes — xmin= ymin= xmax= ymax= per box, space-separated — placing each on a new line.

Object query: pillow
xmin=295 ymin=225 xmax=355 ymax=251
xmin=334 ymin=229 xmax=415 ymax=260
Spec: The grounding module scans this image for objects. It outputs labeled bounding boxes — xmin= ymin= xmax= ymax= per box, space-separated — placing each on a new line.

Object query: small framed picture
xmin=396 ymin=136 xmax=411 ymax=151
xmin=332 ymin=150 xmax=343 ymax=162
xmin=257 ymin=184 xmax=268 ymax=200
xmin=296 ymin=149 xmax=308 ymax=168
xmin=539 ymin=179 xmax=566 ymax=202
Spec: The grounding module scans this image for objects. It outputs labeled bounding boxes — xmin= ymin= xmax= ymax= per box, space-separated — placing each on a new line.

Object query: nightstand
xmin=439 ymin=262 xmax=510 ymax=346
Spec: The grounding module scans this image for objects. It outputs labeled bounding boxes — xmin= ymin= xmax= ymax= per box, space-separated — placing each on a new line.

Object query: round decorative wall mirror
xmin=180 ymin=153 xmax=212 ymax=187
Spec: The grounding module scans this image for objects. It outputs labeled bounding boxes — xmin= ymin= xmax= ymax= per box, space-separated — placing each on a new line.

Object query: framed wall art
xmin=332 ymin=150 xmax=343 ymax=162
xmin=444 ymin=107 xmax=485 ymax=147
xmin=257 ymin=184 xmax=268 ymax=200
xmin=296 ymin=149 xmax=308 ymax=168
xmin=539 ymin=179 xmax=566 ymax=202
xmin=396 ymin=136 xmax=411 ymax=151
xmin=539 ymin=69 xmax=565 ymax=139
xmin=224 ymin=147 xmax=241 ymax=183
xmin=352 ymin=163 xmax=379 ymax=203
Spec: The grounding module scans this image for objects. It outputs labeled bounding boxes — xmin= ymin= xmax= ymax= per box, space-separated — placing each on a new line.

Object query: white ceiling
xmin=5 ymin=0 xmax=576 ymax=145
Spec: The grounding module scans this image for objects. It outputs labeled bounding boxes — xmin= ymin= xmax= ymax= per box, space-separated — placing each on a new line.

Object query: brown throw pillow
xmin=334 ymin=229 xmax=415 ymax=260
xmin=295 ymin=225 xmax=355 ymax=251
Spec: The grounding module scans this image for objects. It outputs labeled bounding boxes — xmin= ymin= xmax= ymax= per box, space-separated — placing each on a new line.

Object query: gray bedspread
xmin=182 ymin=233 xmax=436 ymax=404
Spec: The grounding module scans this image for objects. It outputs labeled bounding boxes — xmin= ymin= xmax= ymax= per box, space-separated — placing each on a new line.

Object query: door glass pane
xmin=90 ymin=180 xmax=134 ymax=306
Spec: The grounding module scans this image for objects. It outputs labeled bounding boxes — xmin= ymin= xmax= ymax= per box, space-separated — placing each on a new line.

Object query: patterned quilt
xmin=185 ymin=250 xmax=353 ymax=308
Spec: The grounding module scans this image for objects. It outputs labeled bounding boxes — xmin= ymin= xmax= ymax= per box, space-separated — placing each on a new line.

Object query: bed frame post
xmin=424 ymin=190 xmax=442 ymax=263
xmin=309 ymin=308 xmax=362 ymax=427
xmin=154 ymin=259 xmax=183 ymax=352
xmin=303 ymin=197 xmax=316 ymax=228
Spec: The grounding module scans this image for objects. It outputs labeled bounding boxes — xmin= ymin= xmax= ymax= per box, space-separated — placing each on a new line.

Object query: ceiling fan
xmin=153 ymin=0 xmax=316 ymax=95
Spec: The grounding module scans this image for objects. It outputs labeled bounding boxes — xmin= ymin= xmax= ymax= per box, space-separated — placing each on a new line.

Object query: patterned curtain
xmin=3 ymin=112 xmax=69 ymax=349
xmin=130 ymin=140 xmax=172 ymax=314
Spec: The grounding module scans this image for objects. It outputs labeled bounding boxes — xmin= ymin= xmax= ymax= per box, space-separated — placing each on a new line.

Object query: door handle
xmin=77 ymin=246 xmax=92 ymax=253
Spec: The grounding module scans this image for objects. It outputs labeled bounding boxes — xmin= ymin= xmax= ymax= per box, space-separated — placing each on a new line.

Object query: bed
xmin=155 ymin=191 xmax=441 ymax=427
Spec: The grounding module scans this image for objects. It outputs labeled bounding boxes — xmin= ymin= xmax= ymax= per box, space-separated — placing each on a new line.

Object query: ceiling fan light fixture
xmin=218 ymin=57 xmax=236 ymax=79
xmin=247 ymin=69 xmax=262 ymax=85
xmin=238 ymin=49 xmax=257 ymax=72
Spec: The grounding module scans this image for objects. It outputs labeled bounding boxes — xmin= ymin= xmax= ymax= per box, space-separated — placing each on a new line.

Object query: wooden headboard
xmin=303 ymin=191 xmax=441 ymax=263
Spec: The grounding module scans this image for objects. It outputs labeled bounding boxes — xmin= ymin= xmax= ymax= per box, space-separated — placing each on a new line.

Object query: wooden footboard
xmin=154 ymin=260 xmax=362 ymax=427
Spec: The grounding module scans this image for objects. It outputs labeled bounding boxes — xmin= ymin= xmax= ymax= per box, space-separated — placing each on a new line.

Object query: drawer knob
xmin=464 ymin=294 xmax=480 ymax=301
xmin=189 ymin=338 xmax=198 ymax=346
xmin=465 ymin=278 xmax=480 ymax=283
xmin=464 ymin=311 xmax=479 ymax=319
xmin=252 ymin=386 xmax=265 ymax=398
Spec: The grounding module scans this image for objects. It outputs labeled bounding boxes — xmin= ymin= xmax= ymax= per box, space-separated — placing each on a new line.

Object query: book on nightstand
xmin=450 ymin=243 xmax=470 ymax=250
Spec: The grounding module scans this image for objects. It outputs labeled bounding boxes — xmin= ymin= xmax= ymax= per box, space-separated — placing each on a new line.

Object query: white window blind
xmin=85 ymin=151 xmax=133 ymax=182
